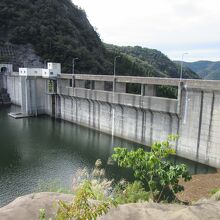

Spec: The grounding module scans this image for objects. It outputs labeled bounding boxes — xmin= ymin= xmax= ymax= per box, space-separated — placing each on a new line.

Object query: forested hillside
xmin=0 ymin=0 xmax=198 ymax=79
xmin=106 ymin=44 xmax=198 ymax=79
xmin=179 ymin=61 xmax=220 ymax=80
xmin=0 ymin=0 xmax=112 ymax=73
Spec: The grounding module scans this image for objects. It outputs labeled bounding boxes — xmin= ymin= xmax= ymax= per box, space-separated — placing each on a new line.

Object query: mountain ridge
xmin=175 ymin=60 xmax=220 ymax=80
xmin=0 ymin=0 xmax=199 ymax=79
xmin=106 ymin=44 xmax=198 ymax=79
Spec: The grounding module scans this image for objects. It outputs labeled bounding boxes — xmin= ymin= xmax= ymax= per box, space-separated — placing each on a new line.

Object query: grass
xmin=210 ymin=187 xmax=220 ymax=196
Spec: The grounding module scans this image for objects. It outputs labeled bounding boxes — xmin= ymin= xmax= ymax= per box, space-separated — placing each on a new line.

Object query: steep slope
xmin=0 ymin=0 xmax=199 ymax=79
xmin=180 ymin=61 xmax=220 ymax=80
xmin=0 ymin=0 xmax=111 ymax=73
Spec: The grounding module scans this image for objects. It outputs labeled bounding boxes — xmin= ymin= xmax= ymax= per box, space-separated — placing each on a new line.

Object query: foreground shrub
xmin=39 ymin=180 xmax=116 ymax=220
xmin=72 ymin=159 xmax=114 ymax=201
xmin=210 ymin=188 xmax=220 ymax=201
xmin=56 ymin=180 xmax=116 ymax=220
xmin=39 ymin=136 xmax=192 ymax=219
xmin=112 ymin=135 xmax=192 ymax=202
xmin=211 ymin=190 xmax=220 ymax=201
xmin=210 ymin=187 xmax=220 ymax=195
xmin=114 ymin=181 xmax=150 ymax=204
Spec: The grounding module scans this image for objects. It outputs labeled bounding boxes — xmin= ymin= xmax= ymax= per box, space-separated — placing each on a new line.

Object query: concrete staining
xmin=6 ymin=74 xmax=53 ymax=115
xmin=1 ymin=72 xmax=220 ymax=168
xmin=59 ymin=94 xmax=178 ymax=148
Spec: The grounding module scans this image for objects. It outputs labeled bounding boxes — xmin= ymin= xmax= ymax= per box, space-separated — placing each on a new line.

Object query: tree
xmin=112 ymin=135 xmax=192 ymax=202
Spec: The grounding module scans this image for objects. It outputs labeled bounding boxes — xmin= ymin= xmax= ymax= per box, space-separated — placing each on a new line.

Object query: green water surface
xmin=0 ymin=105 xmax=216 ymax=207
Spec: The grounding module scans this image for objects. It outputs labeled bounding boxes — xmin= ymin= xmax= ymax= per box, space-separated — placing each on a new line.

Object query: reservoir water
xmin=0 ymin=105 xmax=216 ymax=207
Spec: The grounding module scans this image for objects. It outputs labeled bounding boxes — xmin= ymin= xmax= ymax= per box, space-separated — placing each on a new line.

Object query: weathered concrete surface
xmin=59 ymin=74 xmax=220 ymax=89
xmin=56 ymin=76 xmax=220 ymax=168
xmin=0 ymin=88 xmax=11 ymax=105
xmin=58 ymin=87 xmax=178 ymax=114
xmin=0 ymin=74 xmax=3 ymax=89
xmin=0 ymin=192 xmax=220 ymax=220
xmin=58 ymin=95 xmax=178 ymax=147
xmin=5 ymin=73 xmax=220 ymax=168
xmin=6 ymin=75 xmax=53 ymax=116
xmin=178 ymin=88 xmax=220 ymax=168
xmin=6 ymin=75 xmax=22 ymax=106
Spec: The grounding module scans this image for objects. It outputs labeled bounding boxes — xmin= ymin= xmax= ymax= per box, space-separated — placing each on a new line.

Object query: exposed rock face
xmin=12 ymin=44 xmax=44 ymax=71
xmin=0 ymin=0 xmax=199 ymax=77
xmin=0 ymin=44 xmax=43 ymax=71
xmin=0 ymin=0 xmax=108 ymax=74
xmin=1 ymin=192 xmax=220 ymax=220
xmin=0 ymin=193 xmax=72 ymax=220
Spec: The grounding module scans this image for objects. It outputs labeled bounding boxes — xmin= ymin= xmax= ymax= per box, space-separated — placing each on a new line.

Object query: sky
xmin=72 ymin=0 xmax=220 ymax=62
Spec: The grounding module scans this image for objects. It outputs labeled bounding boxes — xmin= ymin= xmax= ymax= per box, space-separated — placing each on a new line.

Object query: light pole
xmin=180 ymin=53 xmax=188 ymax=80
xmin=113 ymin=56 xmax=120 ymax=94
xmin=72 ymin=58 xmax=79 ymax=88
xmin=44 ymin=60 xmax=48 ymax=69
xmin=112 ymin=56 xmax=120 ymax=141
xmin=72 ymin=58 xmax=79 ymax=75
xmin=179 ymin=53 xmax=188 ymax=126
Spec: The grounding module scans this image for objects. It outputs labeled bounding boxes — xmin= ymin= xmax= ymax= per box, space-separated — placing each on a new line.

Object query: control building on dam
xmin=1 ymin=63 xmax=220 ymax=168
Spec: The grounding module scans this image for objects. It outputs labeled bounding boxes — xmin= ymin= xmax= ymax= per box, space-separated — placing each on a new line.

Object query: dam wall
xmin=178 ymin=82 xmax=220 ymax=167
xmin=56 ymin=75 xmax=220 ymax=168
xmin=58 ymin=93 xmax=179 ymax=147
xmin=5 ymin=74 xmax=53 ymax=115
xmin=4 ymin=72 xmax=220 ymax=168
xmin=0 ymin=74 xmax=3 ymax=89
xmin=6 ymin=74 xmax=22 ymax=106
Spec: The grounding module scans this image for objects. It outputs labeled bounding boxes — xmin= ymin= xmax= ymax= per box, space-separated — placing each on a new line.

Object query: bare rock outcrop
xmin=0 ymin=192 xmax=220 ymax=220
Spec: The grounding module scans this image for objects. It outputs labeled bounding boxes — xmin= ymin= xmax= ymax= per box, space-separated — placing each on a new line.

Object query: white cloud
xmin=72 ymin=0 xmax=220 ymax=61
xmin=165 ymin=48 xmax=220 ymax=62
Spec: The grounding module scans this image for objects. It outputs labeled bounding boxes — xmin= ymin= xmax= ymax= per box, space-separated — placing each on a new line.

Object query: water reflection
xmin=0 ymin=106 xmax=216 ymax=207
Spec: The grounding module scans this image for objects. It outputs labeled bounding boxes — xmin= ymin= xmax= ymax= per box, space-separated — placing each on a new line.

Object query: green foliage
xmin=39 ymin=160 xmax=116 ymax=220
xmin=39 ymin=209 xmax=48 ymax=220
xmin=156 ymin=85 xmax=178 ymax=99
xmin=39 ymin=209 xmax=45 ymax=220
xmin=0 ymin=0 xmax=199 ymax=79
xmin=56 ymin=180 xmax=116 ymax=220
xmin=211 ymin=190 xmax=220 ymax=201
xmin=177 ymin=60 xmax=220 ymax=80
xmin=112 ymin=135 xmax=192 ymax=202
xmin=0 ymin=0 xmax=109 ymax=73
xmin=114 ymin=181 xmax=150 ymax=204
xmin=210 ymin=187 xmax=220 ymax=195
xmin=105 ymin=44 xmax=199 ymax=79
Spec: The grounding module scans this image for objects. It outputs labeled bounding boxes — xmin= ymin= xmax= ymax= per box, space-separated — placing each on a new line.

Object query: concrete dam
xmin=1 ymin=65 xmax=220 ymax=168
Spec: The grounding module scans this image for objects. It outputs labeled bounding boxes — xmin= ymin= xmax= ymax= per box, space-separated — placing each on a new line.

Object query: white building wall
xmin=19 ymin=68 xmax=42 ymax=77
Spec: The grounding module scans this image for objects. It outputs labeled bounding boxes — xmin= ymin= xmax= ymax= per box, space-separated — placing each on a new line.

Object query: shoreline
xmin=177 ymin=169 xmax=220 ymax=202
